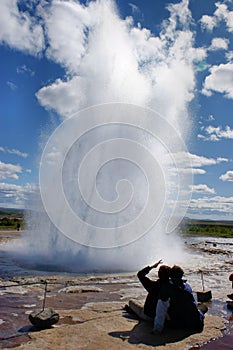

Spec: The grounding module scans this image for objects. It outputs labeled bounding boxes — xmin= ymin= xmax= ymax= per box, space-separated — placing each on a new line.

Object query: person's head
xmin=158 ymin=265 xmax=171 ymax=281
xmin=229 ymin=273 xmax=233 ymax=288
xmin=170 ymin=265 xmax=184 ymax=280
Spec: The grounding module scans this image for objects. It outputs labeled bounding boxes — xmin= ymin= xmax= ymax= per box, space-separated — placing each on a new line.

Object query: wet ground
xmin=0 ymin=231 xmax=233 ymax=349
xmin=0 ymin=276 xmax=126 ymax=348
xmin=1 ymin=275 xmax=232 ymax=349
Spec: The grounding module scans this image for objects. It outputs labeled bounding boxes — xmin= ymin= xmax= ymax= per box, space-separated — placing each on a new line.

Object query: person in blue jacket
xmin=153 ymin=265 xmax=207 ymax=334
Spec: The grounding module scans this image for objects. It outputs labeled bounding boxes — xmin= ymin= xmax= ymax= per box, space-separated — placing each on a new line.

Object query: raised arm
xmin=137 ymin=260 xmax=163 ymax=292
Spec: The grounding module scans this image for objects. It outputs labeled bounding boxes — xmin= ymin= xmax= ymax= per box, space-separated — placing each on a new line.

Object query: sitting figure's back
xmin=154 ymin=265 xmax=205 ymax=333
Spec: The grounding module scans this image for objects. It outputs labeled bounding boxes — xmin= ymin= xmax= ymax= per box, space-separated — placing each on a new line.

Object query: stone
xmin=58 ymin=285 xmax=103 ymax=293
xmin=226 ymin=301 xmax=233 ymax=311
xmin=197 ymin=290 xmax=212 ymax=302
xmin=29 ymin=308 xmax=59 ymax=329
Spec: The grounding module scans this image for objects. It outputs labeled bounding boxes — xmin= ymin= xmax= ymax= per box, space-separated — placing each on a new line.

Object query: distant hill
xmin=0 ymin=207 xmax=25 ymax=217
xmin=182 ymin=217 xmax=233 ymax=227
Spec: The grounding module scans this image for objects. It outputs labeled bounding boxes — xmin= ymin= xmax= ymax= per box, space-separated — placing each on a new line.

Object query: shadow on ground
xmin=109 ymin=312 xmax=198 ymax=347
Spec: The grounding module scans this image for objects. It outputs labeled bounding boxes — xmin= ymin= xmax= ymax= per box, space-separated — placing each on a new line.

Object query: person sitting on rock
xmin=227 ymin=273 xmax=233 ymax=300
xmin=153 ymin=265 xmax=207 ymax=334
xmin=125 ymin=259 xmax=171 ymax=321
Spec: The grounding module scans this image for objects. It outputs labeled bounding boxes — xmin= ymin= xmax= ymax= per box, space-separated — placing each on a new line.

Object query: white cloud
xmin=215 ymin=2 xmax=233 ymax=32
xmin=36 ymin=77 xmax=86 ymax=118
xmin=7 ymin=81 xmax=17 ymax=91
xmin=0 ymin=161 xmax=22 ymax=180
xmin=200 ymin=2 xmax=233 ymax=33
xmin=202 ymin=63 xmax=233 ymax=98
xmin=129 ymin=3 xmax=140 ymax=16
xmin=199 ymin=125 xmax=233 ymax=141
xmin=42 ymin=0 xmax=91 ymax=74
xmin=173 ymin=151 xmax=228 ymax=168
xmin=8 ymin=149 xmax=28 ymax=158
xmin=188 ymin=196 xmax=233 ymax=215
xmin=167 ymin=152 xmax=227 ymax=177
xmin=0 ymin=182 xmax=38 ymax=208
xmin=16 ymin=64 xmax=35 ymax=76
xmin=209 ymin=37 xmax=229 ymax=51
xmin=207 ymin=125 xmax=233 ymax=138
xmin=226 ymin=51 xmax=233 ymax=62
xmin=208 ymin=114 xmax=215 ymax=121
xmin=0 ymin=0 xmax=44 ymax=55
xmin=200 ymin=15 xmax=217 ymax=31
xmin=35 ymin=0 xmax=203 ymax=128
xmin=0 ymin=146 xmax=28 ymax=158
xmin=180 ymin=168 xmax=206 ymax=175
xmin=220 ymin=170 xmax=233 ymax=182
xmin=190 ymin=184 xmax=215 ymax=194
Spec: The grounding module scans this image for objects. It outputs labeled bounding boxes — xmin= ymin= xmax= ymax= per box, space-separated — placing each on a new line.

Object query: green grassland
xmin=179 ymin=219 xmax=233 ymax=238
xmin=1 ymin=209 xmax=233 ymax=237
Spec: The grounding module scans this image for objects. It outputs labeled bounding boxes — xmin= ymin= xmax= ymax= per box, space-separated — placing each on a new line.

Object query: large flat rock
xmin=10 ymin=302 xmax=226 ymax=350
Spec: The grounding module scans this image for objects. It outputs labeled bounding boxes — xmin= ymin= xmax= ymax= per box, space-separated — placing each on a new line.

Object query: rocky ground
xmin=0 ymin=274 xmax=231 ymax=350
xmin=0 ymin=231 xmax=233 ymax=349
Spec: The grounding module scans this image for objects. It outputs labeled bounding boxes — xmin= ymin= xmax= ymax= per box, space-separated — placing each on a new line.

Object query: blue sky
xmin=0 ymin=0 xmax=233 ymax=221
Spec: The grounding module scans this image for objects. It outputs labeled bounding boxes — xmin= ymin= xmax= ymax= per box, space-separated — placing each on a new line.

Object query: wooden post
xmin=201 ymin=271 xmax=205 ymax=291
xmin=42 ymin=281 xmax=47 ymax=311
xmin=196 ymin=271 xmax=212 ymax=302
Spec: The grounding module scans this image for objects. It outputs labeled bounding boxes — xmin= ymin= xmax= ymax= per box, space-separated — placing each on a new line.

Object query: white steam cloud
xmin=36 ymin=0 xmax=201 ymax=134
xmin=4 ymin=0 xmax=203 ymax=272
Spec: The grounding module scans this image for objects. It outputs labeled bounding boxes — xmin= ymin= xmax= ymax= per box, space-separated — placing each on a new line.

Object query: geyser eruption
xmin=8 ymin=0 xmax=203 ymax=272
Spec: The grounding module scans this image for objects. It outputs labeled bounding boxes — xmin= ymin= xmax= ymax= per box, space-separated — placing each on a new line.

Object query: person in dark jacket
xmin=154 ymin=265 xmax=206 ymax=333
xmin=127 ymin=259 xmax=171 ymax=321
xmin=227 ymin=273 xmax=233 ymax=300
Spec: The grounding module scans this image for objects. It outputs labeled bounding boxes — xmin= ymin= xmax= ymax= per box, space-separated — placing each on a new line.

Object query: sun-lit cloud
xmin=42 ymin=0 xmax=91 ymax=74
xmin=209 ymin=37 xmax=229 ymax=51
xmin=189 ymin=184 xmax=215 ymax=194
xmin=173 ymin=151 xmax=228 ymax=168
xmin=198 ymin=125 xmax=233 ymax=141
xmin=188 ymin=195 xmax=233 ymax=215
xmin=179 ymin=168 xmax=206 ymax=175
xmin=208 ymin=114 xmax=215 ymax=121
xmin=6 ymin=81 xmax=17 ymax=91
xmin=129 ymin=3 xmax=141 ymax=16
xmin=36 ymin=77 xmax=86 ymax=118
xmin=0 ymin=161 xmax=22 ymax=180
xmin=0 ymin=146 xmax=28 ymax=158
xmin=200 ymin=2 xmax=233 ymax=33
xmin=1 ymin=0 xmax=232 ymax=218
xmin=166 ymin=151 xmax=228 ymax=177
xmin=16 ymin=64 xmax=35 ymax=76
xmin=36 ymin=0 xmax=203 ymax=126
xmin=220 ymin=170 xmax=233 ymax=182
xmin=226 ymin=51 xmax=233 ymax=62
xmin=0 ymin=0 xmax=44 ymax=55
xmin=0 ymin=182 xmax=38 ymax=208
xmin=202 ymin=63 xmax=233 ymax=98
xmin=200 ymin=15 xmax=217 ymax=31
xmin=215 ymin=2 xmax=233 ymax=32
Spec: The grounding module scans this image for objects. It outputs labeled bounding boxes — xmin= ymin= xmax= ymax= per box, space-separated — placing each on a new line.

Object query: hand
xmin=150 ymin=259 xmax=162 ymax=269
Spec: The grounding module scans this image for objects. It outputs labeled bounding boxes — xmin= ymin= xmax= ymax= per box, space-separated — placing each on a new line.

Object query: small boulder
xmin=29 ymin=308 xmax=59 ymax=329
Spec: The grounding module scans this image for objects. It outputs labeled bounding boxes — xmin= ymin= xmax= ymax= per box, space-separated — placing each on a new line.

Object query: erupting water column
xmin=10 ymin=0 xmax=199 ymax=272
